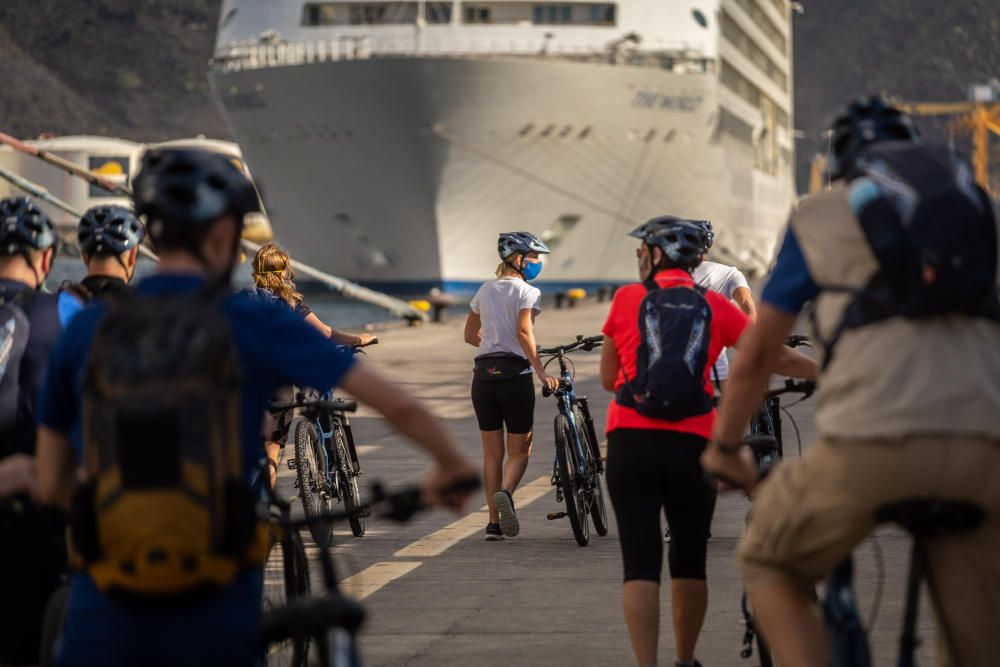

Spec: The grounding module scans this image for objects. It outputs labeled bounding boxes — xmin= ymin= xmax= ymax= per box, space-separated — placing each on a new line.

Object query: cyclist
xmin=57 ymin=204 xmax=145 ymax=324
xmin=248 ymin=242 xmax=376 ymax=488
xmin=0 ymin=197 xmax=66 ymax=667
xmin=464 ymin=231 xmax=559 ymax=540
xmin=600 ymin=216 xmax=814 ymax=667
xmin=33 ymin=148 xmax=476 ymax=667
xmin=703 ymin=97 xmax=1000 ymax=666
xmin=691 ymin=220 xmax=756 ymax=389
xmin=249 ymin=242 xmax=377 ymax=346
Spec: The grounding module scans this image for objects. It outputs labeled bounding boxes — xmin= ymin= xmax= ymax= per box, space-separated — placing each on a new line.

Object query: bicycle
xmin=537 ymin=334 xmax=608 ymax=547
xmin=260 ymin=477 xmax=481 ymax=667
xmin=739 ymin=335 xmax=816 ymax=667
xmin=275 ymin=341 xmax=376 ymax=541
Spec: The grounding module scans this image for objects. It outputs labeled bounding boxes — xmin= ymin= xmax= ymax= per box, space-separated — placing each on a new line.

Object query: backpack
xmin=616 ymin=279 xmax=714 ymax=421
xmin=0 ymin=290 xmax=34 ymax=435
xmin=820 ymin=143 xmax=1000 ymax=368
xmin=69 ymin=288 xmax=270 ymax=601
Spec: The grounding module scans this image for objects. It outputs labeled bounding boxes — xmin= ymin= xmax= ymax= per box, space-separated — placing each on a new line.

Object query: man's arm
xmin=35 ymin=426 xmax=76 ymax=508
xmin=0 ymin=454 xmax=36 ymax=498
xmin=733 ymin=286 xmax=757 ymax=322
xmin=338 ymin=363 xmax=477 ymax=508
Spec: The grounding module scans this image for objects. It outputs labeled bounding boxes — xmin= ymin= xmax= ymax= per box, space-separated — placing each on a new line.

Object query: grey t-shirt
xmin=470 ymin=277 xmax=541 ymax=365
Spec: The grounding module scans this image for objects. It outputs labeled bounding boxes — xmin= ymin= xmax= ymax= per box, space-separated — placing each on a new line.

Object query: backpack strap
xmin=60 ymin=281 xmax=94 ymax=304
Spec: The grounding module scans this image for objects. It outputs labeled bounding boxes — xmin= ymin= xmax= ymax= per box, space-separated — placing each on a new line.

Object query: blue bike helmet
xmin=78 ymin=205 xmax=145 ymax=257
xmin=133 ymin=148 xmax=260 ymax=248
xmin=498 ymin=231 xmax=550 ymax=260
xmin=828 ymin=96 xmax=919 ymax=180
xmin=0 ymin=197 xmax=57 ymax=255
xmin=629 ymin=216 xmax=708 ymax=268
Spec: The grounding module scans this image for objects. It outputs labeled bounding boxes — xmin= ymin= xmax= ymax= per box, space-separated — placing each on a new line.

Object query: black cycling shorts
xmin=470 ymin=373 xmax=535 ymax=434
xmin=606 ymin=428 xmax=716 ymax=583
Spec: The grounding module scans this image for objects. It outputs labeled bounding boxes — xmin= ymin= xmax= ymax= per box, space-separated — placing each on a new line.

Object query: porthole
xmin=692 ymin=8 xmax=708 ymax=28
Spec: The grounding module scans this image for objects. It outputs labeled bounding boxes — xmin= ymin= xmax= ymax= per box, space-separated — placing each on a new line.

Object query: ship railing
xmin=210 ymin=37 xmax=708 ymax=71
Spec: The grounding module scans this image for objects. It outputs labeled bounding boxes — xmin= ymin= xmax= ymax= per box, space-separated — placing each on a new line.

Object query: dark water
xmin=47 ymin=257 xmax=417 ymax=329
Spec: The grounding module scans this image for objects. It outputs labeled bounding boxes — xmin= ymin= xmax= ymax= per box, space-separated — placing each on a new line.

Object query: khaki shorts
xmin=739 ymin=435 xmax=1000 ymax=667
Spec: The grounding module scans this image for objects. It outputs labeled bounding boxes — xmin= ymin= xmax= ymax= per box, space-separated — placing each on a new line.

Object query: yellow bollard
xmin=567 ymin=288 xmax=586 ymax=308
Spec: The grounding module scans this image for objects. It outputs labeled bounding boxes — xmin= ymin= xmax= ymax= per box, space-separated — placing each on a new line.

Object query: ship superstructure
xmin=211 ymin=0 xmax=796 ymax=290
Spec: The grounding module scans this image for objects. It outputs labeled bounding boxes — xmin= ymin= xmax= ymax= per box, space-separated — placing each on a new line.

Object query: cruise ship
xmin=210 ymin=0 xmax=796 ymax=291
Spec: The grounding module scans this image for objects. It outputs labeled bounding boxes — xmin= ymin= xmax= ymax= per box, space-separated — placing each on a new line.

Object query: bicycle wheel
xmin=335 ymin=422 xmax=365 ymax=537
xmin=574 ymin=407 xmax=608 ymax=537
xmin=555 ymin=414 xmax=589 ymax=546
xmin=262 ymin=533 xmax=311 ymax=666
xmin=293 ymin=417 xmax=332 ymax=544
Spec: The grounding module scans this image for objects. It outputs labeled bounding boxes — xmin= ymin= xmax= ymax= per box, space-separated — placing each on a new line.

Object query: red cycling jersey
xmin=601 ymin=269 xmax=750 ymax=439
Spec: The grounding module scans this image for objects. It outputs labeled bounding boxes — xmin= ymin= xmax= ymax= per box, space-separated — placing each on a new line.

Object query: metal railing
xmin=210 ymin=36 xmax=712 ymax=72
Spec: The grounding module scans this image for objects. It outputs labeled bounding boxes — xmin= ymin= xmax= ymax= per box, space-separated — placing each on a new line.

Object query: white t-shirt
xmin=693 ymin=261 xmax=750 ymax=381
xmin=470 ymin=277 xmax=542 ymax=365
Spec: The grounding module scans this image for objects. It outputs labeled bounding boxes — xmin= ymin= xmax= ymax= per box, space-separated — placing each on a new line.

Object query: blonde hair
xmin=252 ymin=243 xmax=303 ymax=307
xmin=495 ymin=255 xmax=523 ymax=279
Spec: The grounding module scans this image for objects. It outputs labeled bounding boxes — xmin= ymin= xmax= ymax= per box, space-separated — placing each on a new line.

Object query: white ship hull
xmin=211 ymin=56 xmax=794 ymax=291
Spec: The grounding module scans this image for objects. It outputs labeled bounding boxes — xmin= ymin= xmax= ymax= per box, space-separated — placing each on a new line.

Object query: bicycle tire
xmin=293 ymin=417 xmax=332 ymax=545
xmin=555 ymin=414 xmax=589 ymax=546
xmin=335 ymin=422 xmax=365 ymax=537
xmin=574 ymin=407 xmax=608 ymax=537
xmin=262 ymin=533 xmax=312 ymax=667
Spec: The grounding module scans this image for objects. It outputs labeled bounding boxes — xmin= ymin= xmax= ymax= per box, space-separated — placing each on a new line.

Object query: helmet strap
xmin=503 ymin=256 xmax=526 ymax=279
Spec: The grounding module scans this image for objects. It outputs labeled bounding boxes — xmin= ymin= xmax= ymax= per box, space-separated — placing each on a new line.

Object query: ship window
xmin=588 ymin=4 xmax=615 ymax=25
xmin=533 ymin=4 xmax=572 ymax=24
xmin=720 ymin=10 xmax=787 ymax=89
xmin=302 ymin=2 xmax=338 ymax=26
xmin=464 ymin=6 xmax=491 ymax=23
xmin=426 ymin=1 xmax=452 ymax=23
xmin=691 ymin=8 xmax=707 ymax=28
xmin=730 ymin=0 xmax=787 ymax=52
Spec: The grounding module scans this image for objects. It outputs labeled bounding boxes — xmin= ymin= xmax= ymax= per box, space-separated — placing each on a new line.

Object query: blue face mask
xmin=521 ymin=258 xmax=543 ymax=282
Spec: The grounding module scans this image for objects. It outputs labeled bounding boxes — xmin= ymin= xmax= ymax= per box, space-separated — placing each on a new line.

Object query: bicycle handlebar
xmin=260 ymin=593 xmax=366 ymax=644
xmin=537 ymin=334 xmax=603 ymax=356
xmin=765 ymin=378 xmax=816 ymax=399
xmin=268 ymin=397 xmax=358 ymax=414
xmin=275 ymin=476 xmax=481 ymax=529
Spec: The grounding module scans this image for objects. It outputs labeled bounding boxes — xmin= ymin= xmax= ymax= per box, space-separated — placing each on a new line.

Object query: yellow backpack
xmin=69 ymin=289 xmax=269 ymax=599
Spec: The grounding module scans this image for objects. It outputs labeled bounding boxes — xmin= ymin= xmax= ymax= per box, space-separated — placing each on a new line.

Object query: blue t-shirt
xmin=760 ymin=228 xmax=820 ymax=315
xmin=37 ymin=273 xmax=356 ymax=667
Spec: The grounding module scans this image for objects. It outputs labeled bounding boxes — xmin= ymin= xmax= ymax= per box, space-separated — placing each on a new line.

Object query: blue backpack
xmin=616 ymin=279 xmax=714 ymax=421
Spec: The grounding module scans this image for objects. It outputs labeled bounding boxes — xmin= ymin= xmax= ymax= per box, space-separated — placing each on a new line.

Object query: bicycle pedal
xmin=547 ymin=512 xmax=567 ymax=520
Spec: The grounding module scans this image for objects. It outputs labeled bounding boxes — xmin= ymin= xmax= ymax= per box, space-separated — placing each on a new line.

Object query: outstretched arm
xmin=338 ymin=363 xmax=477 ymax=508
xmin=305 ymin=312 xmax=375 ymax=346
xmin=733 ymin=286 xmax=757 ymax=322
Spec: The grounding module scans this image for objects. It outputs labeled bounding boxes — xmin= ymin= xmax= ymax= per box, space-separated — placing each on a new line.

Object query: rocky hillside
xmin=1 ymin=0 xmax=998 ymax=190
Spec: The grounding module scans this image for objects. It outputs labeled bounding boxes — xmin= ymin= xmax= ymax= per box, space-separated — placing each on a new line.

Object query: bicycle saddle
xmin=876 ymin=498 xmax=985 ymax=538
xmin=260 ymin=593 xmax=366 ymax=643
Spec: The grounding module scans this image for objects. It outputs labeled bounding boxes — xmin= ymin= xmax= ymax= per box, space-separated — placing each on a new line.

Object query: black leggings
xmin=470 ymin=373 xmax=535 ymax=434
xmin=606 ymin=428 xmax=716 ymax=583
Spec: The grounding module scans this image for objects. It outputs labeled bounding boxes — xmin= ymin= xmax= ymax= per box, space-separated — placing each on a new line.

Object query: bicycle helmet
xmin=828 ymin=96 xmax=919 ymax=181
xmin=628 ymin=215 xmax=708 ymax=268
xmin=78 ymin=205 xmax=145 ymax=257
xmin=133 ymin=148 xmax=260 ymax=247
xmin=497 ymin=232 xmax=550 ymax=260
xmin=0 ymin=197 xmax=57 ymax=255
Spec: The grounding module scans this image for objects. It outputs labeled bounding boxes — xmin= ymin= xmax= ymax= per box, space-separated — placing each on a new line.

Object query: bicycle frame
xmin=548 ymin=349 xmax=590 ymax=482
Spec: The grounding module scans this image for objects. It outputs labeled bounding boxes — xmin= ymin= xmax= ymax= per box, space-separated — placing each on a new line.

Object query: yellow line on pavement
xmin=395 ymin=474 xmax=553 ymax=558
xmin=339 ymin=561 xmax=423 ymax=600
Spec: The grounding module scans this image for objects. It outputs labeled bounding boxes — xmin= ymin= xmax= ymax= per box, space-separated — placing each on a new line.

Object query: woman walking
xmin=600 ymin=217 xmax=815 ymax=667
xmin=464 ymin=232 xmax=559 ymax=540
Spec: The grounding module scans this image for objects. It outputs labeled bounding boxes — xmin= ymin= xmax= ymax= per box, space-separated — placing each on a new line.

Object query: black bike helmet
xmin=828 ymin=96 xmax=919 ymax=181
xmin=628 ymin=216 xmax=708 ymax=268
xmin=78 ymin=205 xmax=145 ymax=257
xmin=133 ymin=148 xmax=260 ymax=248
xmin=498 ymin=231 xmax=551 ymax=260
xmin=0 ymin=197 xmax=57 ymax=255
